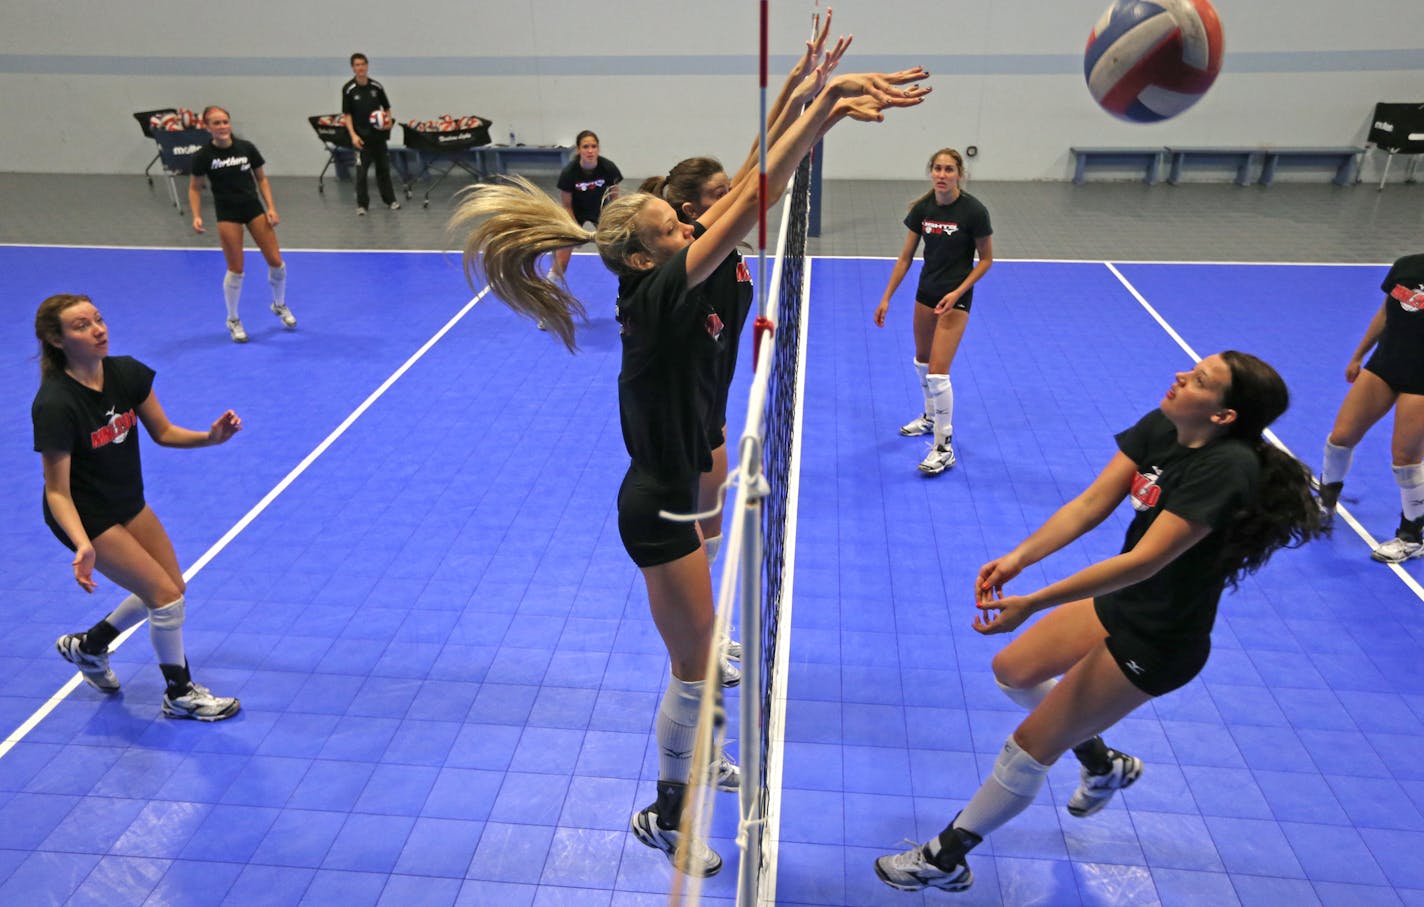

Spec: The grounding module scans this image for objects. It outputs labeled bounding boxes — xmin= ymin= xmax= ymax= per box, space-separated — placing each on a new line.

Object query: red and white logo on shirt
xmin=574 ymin=178 xmax=606 ymax=192
xmin=1389 ymin=282 xmax=1424 ymax=314
xmin=1130 ymin=467 xmax=1162 ymax=512
xmin=705 ymin=313 xmax=725 ymax=340
xmin=90 ymin=407 xmax=136 ymax=450
xmin=922 ymin=219 xmax=960 ymax=237
xmin=735 ymin=260 xmax=751 ymax=283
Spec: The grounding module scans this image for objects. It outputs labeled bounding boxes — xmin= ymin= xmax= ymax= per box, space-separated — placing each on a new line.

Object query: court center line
xmin=1105 ymin=261 xmax=1424 ymax=603
xmin=0 ymin=286 xmax=493 ymax=760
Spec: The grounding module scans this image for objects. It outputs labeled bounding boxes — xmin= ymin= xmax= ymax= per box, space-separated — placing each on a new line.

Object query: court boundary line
xmin=1105 ymin=262 xmax=1424 ymax=603
xmin=0 ymin=285 xmax=493 ymax=761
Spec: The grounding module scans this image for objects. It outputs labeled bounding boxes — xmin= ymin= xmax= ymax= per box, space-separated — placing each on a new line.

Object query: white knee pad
xmin=996 ymin=677 xmax=1057 ymax=712
xmin=148 ymin=597 xmax=186 ymax=630
xmin=1395 ymin=462 xmax=1424 ymax=520
xmin=992 ymin=736 xmax=1051 ymax=799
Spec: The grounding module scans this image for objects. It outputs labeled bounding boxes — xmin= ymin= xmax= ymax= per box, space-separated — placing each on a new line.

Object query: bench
xmin=1069 ymin=147 xmax=1164 ymax=184
xmin=1165 ymin=147 xmax=1260 ymax=186
xmin=1259 ymin=146 xmax=1365 ymax=186
xmin=475 ymin=144 xmax=575 ymax=175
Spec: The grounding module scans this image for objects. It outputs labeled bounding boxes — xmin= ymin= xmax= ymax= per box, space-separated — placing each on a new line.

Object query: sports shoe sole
xmin=55 ymin=636 xmax=120 ymax=694
xmin=1370 ymin=544 xmax=1424 ymax=564
xmin=873 ymin=858 xmax=973 ymax=892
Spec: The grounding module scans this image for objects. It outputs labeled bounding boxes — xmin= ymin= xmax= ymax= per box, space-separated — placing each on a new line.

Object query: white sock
xmin=913 ymin=359 xmax=931 ymax=417
xmin=955 ymin=736 xmax=1051 ymax=838
xmin=996 ymin=677 xmax=1056 ymax=711
xmin=268 ymin=263 xmax=287 ymax=307
xmin=656 ymin=675 xmax=703 ymax=783
xmin=927 ymin=373 xmax=954 ymax=447
xmin=148 ymin=597 xmax=186 ymax=667
xmin=223 ymin=271 xmax=243 ymax=320
xmin=1321 ymin=440 xmax=1353 ymax=485
xmin=1394 ymin=463 xmax=1424 ymax=521
xmin=104 ymin=594 xmax=148 ymax=633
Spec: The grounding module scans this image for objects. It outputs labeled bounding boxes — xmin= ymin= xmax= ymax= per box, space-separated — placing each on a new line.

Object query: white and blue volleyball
xmin=1085 ymin=0 xmax=1224 ymax=123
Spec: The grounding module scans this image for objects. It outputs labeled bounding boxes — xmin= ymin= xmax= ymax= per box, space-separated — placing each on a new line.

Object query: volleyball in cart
xmin=1084 ymin=0 xmax=1224 ymax=123
xmin=399 ymin=115 xmax=494 ymax=207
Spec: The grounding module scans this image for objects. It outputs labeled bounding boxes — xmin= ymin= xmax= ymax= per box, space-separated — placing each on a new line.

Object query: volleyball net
xmin=676 ymin=150 xmax=813 ymax=906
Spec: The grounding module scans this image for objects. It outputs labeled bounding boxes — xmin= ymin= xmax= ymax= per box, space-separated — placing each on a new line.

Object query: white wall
xmin=1 ymin=0 xmax=1420 ymax=181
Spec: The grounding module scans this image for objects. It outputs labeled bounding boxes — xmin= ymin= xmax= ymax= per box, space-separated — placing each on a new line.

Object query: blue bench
xmin=1259 ymin=146 xmax=1365 ymax=186
xmin=1070 ymin=147 xmax=1164 ymax=184
xmin=476 ymin=145 xmax=574 ymax=175
xmin=1166 ymin=147 xmax=1260 ymax=186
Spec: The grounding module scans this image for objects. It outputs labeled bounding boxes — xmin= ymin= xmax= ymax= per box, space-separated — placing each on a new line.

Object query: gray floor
xmin=1 ymin=169 xmax=1420 ymax=263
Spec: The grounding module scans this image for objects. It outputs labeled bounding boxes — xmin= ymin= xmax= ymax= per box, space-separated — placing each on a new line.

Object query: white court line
xmin=1105 ymin=262 xmax=1424 ymax=603
xmin=0 ymin=286 xmax=492 ymax=760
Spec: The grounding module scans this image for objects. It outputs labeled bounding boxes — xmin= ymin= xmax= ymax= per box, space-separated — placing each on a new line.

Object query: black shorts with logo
xmin=1101 ymin=621 xmax=1211 ymax=697
xmin=43 ymin=495 xmax=145 ymax=552
xmin=617 ymin=463 xmax=701 ymax=568
xmin=916 ymin=286 xmax=974 ymax=313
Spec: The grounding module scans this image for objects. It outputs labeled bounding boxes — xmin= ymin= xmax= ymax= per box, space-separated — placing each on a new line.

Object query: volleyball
xmin=1084 ymin=0 xmax=1224 ymax=123
xmin=369 ymin=109 xmax=393 ymax=131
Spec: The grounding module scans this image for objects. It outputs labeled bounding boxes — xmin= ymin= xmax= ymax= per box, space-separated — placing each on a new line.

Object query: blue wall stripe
xmin=0 ymin=49 xmax=1421 ymax=78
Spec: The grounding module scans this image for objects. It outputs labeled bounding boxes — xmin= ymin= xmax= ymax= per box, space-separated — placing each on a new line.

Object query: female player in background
xmin=874 ymin=147 xmax=993 ymax=476
xmin=188 ymin=105 xmax=296 ymax=343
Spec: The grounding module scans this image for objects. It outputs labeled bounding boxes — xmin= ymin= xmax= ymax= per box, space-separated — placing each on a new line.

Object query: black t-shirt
xmin=557 ymin=158 xmax=623 ymax=225
xmin=341 ymin=77 xmax=392 ymax=137
xmin=616 ymin=246 xmax=725 ymax=481
xmin=32 ymin=355 xmax=155 ymax=523
xmin=1095 ymin=409 xmax=1259 ymax=644
xmin=692 ymin=221 xmax=754 ymax=418
xmin=190 ymin=139 xmax=264 ymax=215
xmin=903 ymin=190 xmax=992 ymax=303
xmin=1377 ymin=253 xmax=1424 ymax=361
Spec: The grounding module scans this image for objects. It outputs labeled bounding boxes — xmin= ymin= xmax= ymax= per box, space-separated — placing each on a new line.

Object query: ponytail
xmin=450 ymin=176 xmax=594 ymax=351
xmin=1218 ymin=441 xmax=1327 ymax=589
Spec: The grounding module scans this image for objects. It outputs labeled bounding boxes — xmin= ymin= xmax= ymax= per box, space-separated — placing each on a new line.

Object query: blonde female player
xmin=874 ymin=148 xmax=993 ymax=475
xmin=188 ymin=105 xmax=296 ymax=343
xmin=34 ymin=293 xmax=242 ymax=721
xmin=453 ymin=68 xmax=930 ymax=876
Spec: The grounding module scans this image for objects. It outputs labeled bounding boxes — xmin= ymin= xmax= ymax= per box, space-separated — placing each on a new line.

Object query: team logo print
xmin=90 ymin=407 xmax=136 ymax=449
xmin=735 ymin=260 xmax=751 ymax=283
xmin=1124 ymin=660 xmax=1146 ymax=675
xmin=574 ymin=178 xmax=606 ymax=192
xmin=705 ymin=313 xmax=724 ymax=340
xmin=922 ymin=219 xmax=960 ymax=237
xmin=1130 ymin=466 xmax=1163 ymax=511
xmin=1389 ymin=282 xmax=1424 ymax=314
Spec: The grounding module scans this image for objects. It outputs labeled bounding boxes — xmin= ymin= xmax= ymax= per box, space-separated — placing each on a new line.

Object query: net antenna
xmin=667 ymin=3 xmax=819 ymax=904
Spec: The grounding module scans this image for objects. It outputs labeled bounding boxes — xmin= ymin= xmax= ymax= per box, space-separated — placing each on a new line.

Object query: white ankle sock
xmin=955 ymin=736 xmax=1051 ymax=837
xmin=926 ymin=373 xmax=954 ymax=446
xmin=1394 ymin=462 xmax=1424 ymax=521
xmin=913 ymin=359 xmax=932 ymax=418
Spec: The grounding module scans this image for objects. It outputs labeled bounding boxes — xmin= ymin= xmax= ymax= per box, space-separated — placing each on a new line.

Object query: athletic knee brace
xmin=1321 ymin=440 xmax=1354 ymax=486
xmin=996 ymin=676 xmax=1056 ymax=712
xmin=993 ymin=736 xmax=1052 ymax=798
xmin=148 ymin=597 xmax=186 ymax=630
xmin=1394 ymin=462 xmax=1424 ymax=520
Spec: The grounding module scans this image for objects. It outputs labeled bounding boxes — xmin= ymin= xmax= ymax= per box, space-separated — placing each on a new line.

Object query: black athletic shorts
xmin=617 ymin=463 xmax=701 ymax=568
xmin=1364 ymin=350 xmax=1424 ymax=397
xmin=1101 ymin=623 xmax=1211 ymax=697
xmin=216 ymin=198 xmax=267 ymax=225
xmin=43 ymin=495 xmax=145 ymax=552
xmin=916 ymin=286 xmax=974 ymax=313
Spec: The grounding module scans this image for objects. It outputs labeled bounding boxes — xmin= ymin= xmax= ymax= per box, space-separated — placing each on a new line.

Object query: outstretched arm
xmin=687 ymin=68 xmax=930 ymax=287
xmin=136 ymin=391 xmax=242 ymax=448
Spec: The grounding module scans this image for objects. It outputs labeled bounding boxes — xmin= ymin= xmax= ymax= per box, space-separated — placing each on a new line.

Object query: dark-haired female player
xmin=874 ymin=148 xmax=993 ymax=475
xmin=34 ymin=293 xmax=242 ymax=721
xmin=188 ymin=105 xmax=296 ymax=343
xmin=876 ymin=351 xmax=1325 ymax=893
xmin=453 ymin=68 xmax=930 ymax=877
xmin=550 ymin=130 xmax=622 ymax=282
xmin=1318 ymin=252 xmax=1424 ymax=563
